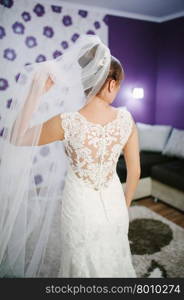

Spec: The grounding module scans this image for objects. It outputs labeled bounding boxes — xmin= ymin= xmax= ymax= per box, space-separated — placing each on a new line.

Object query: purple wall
xmin=109 ymin=15 xmax=184 ymax=128
xmin=156 ymin=17 xmax=184 ymax=129
xmin=109 ymin=15 xmax=158 ymax=124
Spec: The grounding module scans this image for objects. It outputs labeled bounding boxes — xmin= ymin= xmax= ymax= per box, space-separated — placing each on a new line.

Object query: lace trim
xmin=75 ymin=108 xmax=121 ymax=128
xmin=60 ymin=107 xmax=133 ymax=190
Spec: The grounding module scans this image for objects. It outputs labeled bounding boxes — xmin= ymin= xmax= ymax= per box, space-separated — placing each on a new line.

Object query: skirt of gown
xmin=58 ymin=164 xmax=137 ymax=278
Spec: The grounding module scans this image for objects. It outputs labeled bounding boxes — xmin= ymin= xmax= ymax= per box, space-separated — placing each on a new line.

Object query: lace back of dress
xmin=60 ymin=108 xmax=133 ymax=190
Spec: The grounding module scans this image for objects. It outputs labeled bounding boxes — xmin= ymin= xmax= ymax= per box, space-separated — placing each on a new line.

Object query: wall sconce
xmin=132 ymin=88 xmax=144 ymax=99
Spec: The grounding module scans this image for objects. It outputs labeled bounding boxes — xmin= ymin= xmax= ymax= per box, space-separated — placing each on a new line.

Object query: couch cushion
xmin=162 ymin=128 xmax=184 ymax=159
xmin=137 ymin=122 xmax=172 ymax=152
xmin=151 ymin=160 xmax=184 ymax=192
xmin=117 ymin=151 xmax=177 ymax=182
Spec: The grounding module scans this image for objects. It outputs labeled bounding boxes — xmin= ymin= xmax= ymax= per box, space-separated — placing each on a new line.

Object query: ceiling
xmin=58 ymin=0 xmax=184 ymax=22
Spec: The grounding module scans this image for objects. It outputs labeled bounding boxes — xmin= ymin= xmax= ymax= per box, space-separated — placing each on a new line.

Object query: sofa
xmin=117 ymin=122 xmax=184 ymax=212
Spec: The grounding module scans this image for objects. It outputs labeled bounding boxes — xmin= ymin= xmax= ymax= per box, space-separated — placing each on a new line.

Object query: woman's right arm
xmin=37 ymin=113 xmax=65 ymax=145
xmin=123 ymin=121 xmax=141 ymax=207
xmin=37 ymin=76 xmax=65 ymax=145
xmin=11 ymin=76 xmax=65 ymax=146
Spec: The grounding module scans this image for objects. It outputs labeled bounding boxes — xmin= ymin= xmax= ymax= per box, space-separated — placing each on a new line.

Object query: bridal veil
xmin=0 ymin=34 xmax=112 ymax=277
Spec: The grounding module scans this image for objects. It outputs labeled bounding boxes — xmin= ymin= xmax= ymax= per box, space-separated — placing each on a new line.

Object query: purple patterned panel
xmin=43 ymin=26 xmax=54 ymax=38
xmin=71 ymin=33 xmax=79 ymax=42
xmin=78 ymin=10 xmax=88 ymax=18
xmin=86 ymin=30 xmax=95 ymax=35
xmin=21 ymin=11 xmax=31 ymax=22
xmin=94 ymin=21 xmax=101 ymax=29
xmin=51 ymin=5 xmax=62 ymax=13
xmin=35 ymin=54 xmax=46 ymax=63
xmin=0 ymin=78 xmax=9 ymax=90
xmin=12 ymin=21 xmax=25 ymax=34
xmin=0 ymin=26 xmax=6 ymax=39
xmin=25 ymin=36 xmax=37 ymax=48
xmin=61 ymin=40 xmax=69 ymax=49
xmin=0 ymin=0 xmax=14 ymax=8
xmin=33 ymin=3 xmax=45 ymax=17
xmin=3 ymin=48 xmax=16 ymax=61
xmin=53 ymin=50 xmax=62 ymax=59
xmin=34 ymin=174 xmax=43 ymax=185
xmin=62 ymin=15 xmax=72 ymax=26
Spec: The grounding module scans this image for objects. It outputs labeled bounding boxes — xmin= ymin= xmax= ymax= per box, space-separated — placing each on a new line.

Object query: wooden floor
xmin=132 ymin=196 xmax=184 ymax=229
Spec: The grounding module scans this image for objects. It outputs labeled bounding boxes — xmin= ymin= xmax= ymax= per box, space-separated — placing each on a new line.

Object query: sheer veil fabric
xmin=0 ymin=34 xmax=111 ymax=277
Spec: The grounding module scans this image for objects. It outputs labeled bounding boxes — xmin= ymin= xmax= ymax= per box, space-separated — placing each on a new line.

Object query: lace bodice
xmin=60 ymin=107 xmax=133 ymax=191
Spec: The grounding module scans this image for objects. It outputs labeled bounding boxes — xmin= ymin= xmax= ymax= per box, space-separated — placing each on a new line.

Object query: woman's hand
xmin=44 ymin=75 xmax=54 ymax=92
xmin=126 ymin=199 xmax=131 ymax=208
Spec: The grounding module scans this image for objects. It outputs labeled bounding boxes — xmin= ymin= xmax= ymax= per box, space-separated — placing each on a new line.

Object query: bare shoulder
xmin=38 ymin=113 xmax=65 ymax=145
xmin=123 ymin=115 xmax=139 ymax=151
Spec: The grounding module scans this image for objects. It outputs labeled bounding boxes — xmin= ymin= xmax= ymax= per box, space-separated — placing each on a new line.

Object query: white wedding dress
xmin=57 ymin=106 xmax=137 ymax=278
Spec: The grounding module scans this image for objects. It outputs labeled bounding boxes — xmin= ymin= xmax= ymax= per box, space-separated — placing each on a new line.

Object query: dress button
xmin=94 ymin=187 xmax=99 ymax=191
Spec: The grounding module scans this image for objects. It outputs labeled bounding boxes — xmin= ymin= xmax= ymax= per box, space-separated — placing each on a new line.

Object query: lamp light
xmin=132 ymin=88 xmax=144 ymax=99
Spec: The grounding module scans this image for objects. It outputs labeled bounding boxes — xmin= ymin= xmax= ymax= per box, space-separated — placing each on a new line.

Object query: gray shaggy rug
xmin=128 ymin=205 xmax=184 ymax=278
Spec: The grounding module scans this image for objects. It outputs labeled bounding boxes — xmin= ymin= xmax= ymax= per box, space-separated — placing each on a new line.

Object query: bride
xmin=0 ymin=34 xmax=140 ymax=277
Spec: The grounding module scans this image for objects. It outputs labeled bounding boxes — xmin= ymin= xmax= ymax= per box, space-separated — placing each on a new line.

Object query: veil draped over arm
xmin=0 ymin=34 xmax=111 ymax=277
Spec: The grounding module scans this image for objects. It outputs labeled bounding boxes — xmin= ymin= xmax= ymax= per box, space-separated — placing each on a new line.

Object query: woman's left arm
xmin=123 ymin=121 xmax=141 ymax=207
